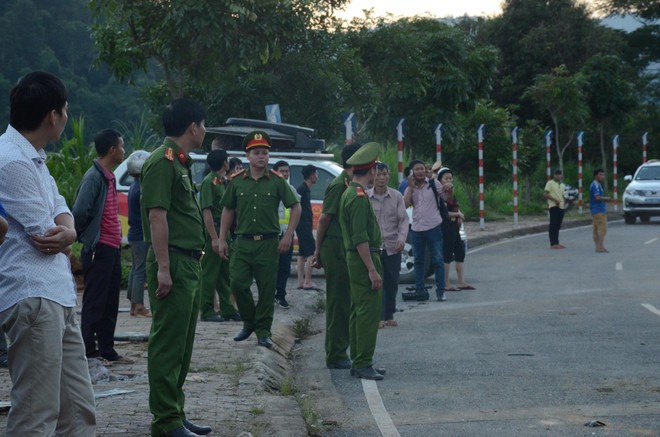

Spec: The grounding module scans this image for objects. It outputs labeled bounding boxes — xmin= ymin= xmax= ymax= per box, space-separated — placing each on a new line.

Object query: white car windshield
xmin=635 ymin=166 xmax=660 ymax=181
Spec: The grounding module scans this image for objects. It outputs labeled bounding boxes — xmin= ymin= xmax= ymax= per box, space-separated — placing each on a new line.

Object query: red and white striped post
xmin=435 ymin=124 xmax=443 ymax=164
xmin=643 ymin=132 xmax=648 ymax=163
xmin=478 ymin=124 xmax=485 ymax=230
xmin=511 ymin=127 xmax=519 ymax=226
xmin=397 ymin=118 xmax=405 ymax=183
xmin=545 ymin=130 xmax=552 ymax=181
xmin=613 ymin=135 xmax=619 ymax=212
xmin=577 ymin=131 xmax=584 ymax=214
xmin=344 ymin=112 xmax=354 ymax=144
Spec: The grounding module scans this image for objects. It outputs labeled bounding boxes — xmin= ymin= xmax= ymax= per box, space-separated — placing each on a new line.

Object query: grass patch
xmin=250 ymin=406 xmax=265 ymax=415
xmin=297 ymin=394 xmax=324 ymax=436
xmin=293 ymin=318 xmax=314 ymax=339
xmin=311 ymin=295 xmax=326 ymax=314
xmin=279 ymin=376 xmax=296 ymax=396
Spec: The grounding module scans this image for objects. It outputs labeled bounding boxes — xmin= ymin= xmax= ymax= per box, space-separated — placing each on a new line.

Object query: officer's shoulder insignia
xmin=356 ymin=187 xmax=365 ymax=197
xmin=233 ymin=169 xmax=247 ymax=179
xmin=270 ymin=169 xmax=284 ymax=178
xmin=164 ymin=148 xmax=174 ymax=161
xmin=212 ymin=177 xmax=218 ymax=186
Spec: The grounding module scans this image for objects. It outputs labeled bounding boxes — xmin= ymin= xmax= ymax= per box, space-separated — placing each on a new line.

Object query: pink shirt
xmin=368 ymin=187 xmax=409 ymax=256
xmin=409 ymin=178 xmax=443 ymax=232
xmin=98 ymin=164 xmax=122 ymax=248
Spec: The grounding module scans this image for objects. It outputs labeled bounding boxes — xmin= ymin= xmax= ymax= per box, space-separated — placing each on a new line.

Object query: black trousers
xmin=81 ymin=243 xmax=122 ymax=359
xmin=548 ymin=206 xmax=565 ymax=246
xmin=275 ymin=235 xmax=293 ymax=299
xmin=380 ymin=252 xmax=402 ymax=321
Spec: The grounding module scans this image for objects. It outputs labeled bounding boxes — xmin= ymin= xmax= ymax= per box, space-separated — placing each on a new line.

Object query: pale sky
xmin=335 ymin=0 xmax=503 ymax=20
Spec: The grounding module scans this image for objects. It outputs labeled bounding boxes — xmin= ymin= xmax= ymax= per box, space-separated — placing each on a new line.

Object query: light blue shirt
xmin=0 ymin=125 xmax=77 ymax=312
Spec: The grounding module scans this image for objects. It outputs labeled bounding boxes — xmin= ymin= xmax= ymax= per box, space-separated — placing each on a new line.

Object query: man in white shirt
xmin=0 ymin=71 xmax=96 ymax=436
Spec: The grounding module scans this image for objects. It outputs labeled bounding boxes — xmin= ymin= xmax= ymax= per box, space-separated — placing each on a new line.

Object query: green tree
xmin=524 ymin=65 xmax=589 ymax=173
xmin=90 ymin=0 xmax=349 ymax=100
xmin=581 ymin=55 xmax=638 ymax=189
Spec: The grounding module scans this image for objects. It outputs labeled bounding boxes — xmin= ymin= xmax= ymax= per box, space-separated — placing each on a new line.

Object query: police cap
xmin=243 ymin=130 xmax=271 ymax=151
xmin=346 ymin=142 xmax=381 ymax=170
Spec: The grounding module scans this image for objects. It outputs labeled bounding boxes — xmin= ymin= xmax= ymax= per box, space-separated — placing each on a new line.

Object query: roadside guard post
xmin=643 ymin=132 xmax=648 ymax=164
xmin=344 ymin=112 xmax=354 ymax=145
xmin=512 ymin=126 xmax=519 ymax=225
xmin=577 ymin=132 xmax=584 ymax=214
xmin=435 ymin=124 xmax=443 ymax=164
xmin=613 ymin=135 xmax=619 ymax=212
xmin=478 ymin=124 xmax=485 ymax=231
xmin=545 ymin=130 xmax=552 ymax=182
xmin=397 ymin=118 xmax=405 ymax=183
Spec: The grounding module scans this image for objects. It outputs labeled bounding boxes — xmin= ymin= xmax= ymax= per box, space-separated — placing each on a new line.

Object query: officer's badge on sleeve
xmin=165 ymin=148 xmax=174 ymax=161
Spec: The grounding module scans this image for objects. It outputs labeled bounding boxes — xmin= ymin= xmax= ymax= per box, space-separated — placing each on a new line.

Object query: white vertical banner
xmin=511 ymin=127 xmax=519 ymax=226
xmin=344 ymin=113 xmax=354 ymax=145
xmin=435 ymin=124 xmax=443 ymax=164
xmin=642 ymin=132 xmax=648 ymax=164
xmin=397 ymin=119 xmax=405 ymax=183
xmin=478 ymin=124 xmax=485 ymax=231
xmin=577 ymin=132 xmax=584 ymax=215
xmin=613 ymin=135 xmax=619 ymax=212
xmin=545 ymin=130 xmax=552 ymax=181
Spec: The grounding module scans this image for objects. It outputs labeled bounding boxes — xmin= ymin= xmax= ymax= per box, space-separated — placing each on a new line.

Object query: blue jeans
xmin=127 ymin=240 xmax=150 ymax=305
xmin=411 ymin=224 xmax=445 ymax=296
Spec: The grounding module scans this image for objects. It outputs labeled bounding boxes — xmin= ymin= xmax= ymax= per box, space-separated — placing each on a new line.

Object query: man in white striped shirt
xmin=0 ymin=71 xmax=96 ymax=436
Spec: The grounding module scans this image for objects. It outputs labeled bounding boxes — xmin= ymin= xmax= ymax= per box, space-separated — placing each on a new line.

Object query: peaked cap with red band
xmin=243 ymin=130 xmax=271 ymax=151
xmin=346 ymin=141 xmax=381 ymax=171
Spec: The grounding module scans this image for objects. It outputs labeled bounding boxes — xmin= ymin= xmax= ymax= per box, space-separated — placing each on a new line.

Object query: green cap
xmin=243 ymin=130 xmax=271 ymax=150
xmin=346 ymin=141 xmax=381 ymax=170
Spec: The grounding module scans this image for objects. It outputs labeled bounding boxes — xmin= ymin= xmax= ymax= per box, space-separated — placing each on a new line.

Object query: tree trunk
xmin=553 ymin=117 xmax=564 ymax=174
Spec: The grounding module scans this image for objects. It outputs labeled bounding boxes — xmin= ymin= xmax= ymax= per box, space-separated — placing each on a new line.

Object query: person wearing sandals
xmin=368 ymin=163 xmax=408 ymax=328
xmin=437 ymin=168 xmax=475 ymax=292
xmin=296 ymin=164 xmax=320 ymax=290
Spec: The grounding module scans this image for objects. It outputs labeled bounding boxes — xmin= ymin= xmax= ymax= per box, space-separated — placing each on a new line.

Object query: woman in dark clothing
xmin=438 ymin=168 xmax=475 ymax=291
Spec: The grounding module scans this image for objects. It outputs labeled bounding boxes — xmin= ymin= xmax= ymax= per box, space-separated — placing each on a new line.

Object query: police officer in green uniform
xmin=313 ymin=144 xmax=360 ymax=369
xmin=218 ymin=131 xmax=300 ymax=348
xmin=140 ymin=99 xmax=212 ymax=437
xmin=339 ymin=142 xmax=385 ymax=381
xmin=199 ymin=149 xmax=241 ymax=322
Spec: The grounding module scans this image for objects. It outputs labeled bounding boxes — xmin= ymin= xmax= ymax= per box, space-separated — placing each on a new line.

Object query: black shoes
xmin=224 ymin=313 xmax=242 ymax=322
xmin=326 ymin=359 xmax=352 ymax=369
xmin=275 ymin=296 xmax=290 ymax=309
xmin=351 ymin=366 xmax=386 ymax=376
xmin=183 ymin=419 xmax=212 ymax=435
xmin=162 ymin=426 xmax=197 ymax=437
xmin=354 ymin=366 xmax=385 ymax=380
xmin=233 ymin=328 xmax=254 ymax=342
xmin=257 ymin=337 xmax=273 ymax=348
xmin=437 ymin=291 xmax=447 ymax=302
xmin=202 ymin=313 xmax=242 ymax=322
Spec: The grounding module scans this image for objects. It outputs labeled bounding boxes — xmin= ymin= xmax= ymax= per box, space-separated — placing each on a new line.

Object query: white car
xmin=623 ymin=159 xmax=660 ymax=224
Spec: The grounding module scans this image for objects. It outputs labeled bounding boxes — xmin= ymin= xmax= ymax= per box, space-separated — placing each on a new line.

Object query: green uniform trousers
xmin=199 ymin=235 xmax=236 ymax=319
xmin=347 ymin=251 xmax=382 ymax=370
xmin=230 ymin=238 xmax=278 ymax=338
xmin=321 ymin=237 xmax=351 ymax=364
xmin=146 ymin=249 xmax=201 ymax=436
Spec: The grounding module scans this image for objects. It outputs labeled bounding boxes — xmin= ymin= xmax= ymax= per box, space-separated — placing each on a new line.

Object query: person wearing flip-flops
xmin=368 ymin=163 xmax=409 ymax=329
xmin=437 ymin=168 xmax=476 ymax=292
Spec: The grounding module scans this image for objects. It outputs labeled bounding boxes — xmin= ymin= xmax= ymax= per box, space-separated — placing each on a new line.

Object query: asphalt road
xmin=298 ymin=219 xmax=660 ymax=437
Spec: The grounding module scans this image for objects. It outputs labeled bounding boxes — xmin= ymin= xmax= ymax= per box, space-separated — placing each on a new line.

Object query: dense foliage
xmin=0 ymin=0 xmax=657 ymax=212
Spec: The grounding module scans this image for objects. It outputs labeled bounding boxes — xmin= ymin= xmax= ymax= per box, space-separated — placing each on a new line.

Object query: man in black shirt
xmin=296 ymin=165 xmax=319 ymax=290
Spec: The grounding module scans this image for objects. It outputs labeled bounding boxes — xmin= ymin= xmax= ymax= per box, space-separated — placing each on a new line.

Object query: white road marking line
xmin=641 ymin=303 xmax=660 ymax=317
xmin=616 ymin=262 xmax=623 ymax=270
xmin=644 ymin=237 xmax=658 ymax=245
xmin=361 ymin=379 xmax=401 ymax=437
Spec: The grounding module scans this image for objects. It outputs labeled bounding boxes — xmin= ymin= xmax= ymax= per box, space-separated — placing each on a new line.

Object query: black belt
xmin=168 ymin=245 xmax=204 ymax=261
xmin=348 ymin=247 xmax=383 ymax=255
xmin=237 ymin=233 xmax=279 ymax=241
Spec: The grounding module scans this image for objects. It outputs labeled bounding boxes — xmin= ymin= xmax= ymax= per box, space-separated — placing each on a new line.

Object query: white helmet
xmin=126 ymin=150 xmax=150 ymax=177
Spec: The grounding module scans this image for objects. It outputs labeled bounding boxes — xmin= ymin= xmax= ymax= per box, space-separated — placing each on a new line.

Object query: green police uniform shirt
xmin=340 ymin=182 xmax=382 ymax=250
xmin=322 ymin=170 xmax=351 ymax=238
xmin=140 ymin=139 xmax=205 ymax=250
xmin=200 ymin=172 xmax=225 ymax=223
xmin=220 ymin=168 xmax=298 ymax=235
